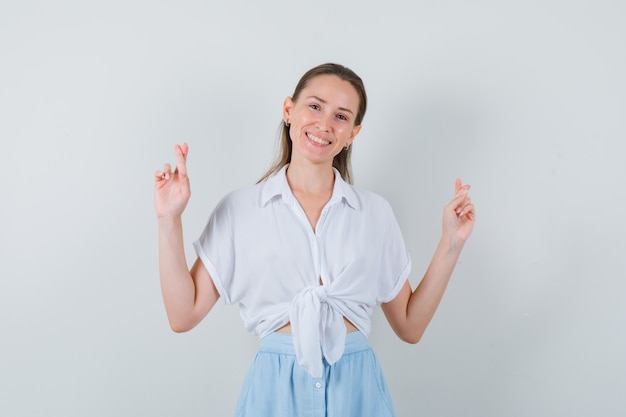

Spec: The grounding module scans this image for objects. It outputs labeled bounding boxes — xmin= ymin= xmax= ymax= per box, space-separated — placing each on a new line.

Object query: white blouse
xmin=193 ymin=165 xmax=411 ymax=377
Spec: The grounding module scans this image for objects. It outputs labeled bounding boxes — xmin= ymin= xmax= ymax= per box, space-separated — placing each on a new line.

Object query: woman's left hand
xmin=442 ymin=178 xmax=476 ymax=248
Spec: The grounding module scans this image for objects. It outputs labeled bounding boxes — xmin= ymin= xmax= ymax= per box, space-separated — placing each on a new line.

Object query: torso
xmin=283 ymin=170 xmax=350 ymax=332
xmin=292 ymin=189 xmax=331 ymax=231
xmin=286 ymin=164 xmax=334 ymax=232
xmin=195 ymin=166 xmax=410 ymax=340
xmin=274 ymin=192 xmax=358 ymax=333
xmin=276 ymin=318 xmax=360 ymax=334
xmin=278 ymin=174 xmax=362 ymax=333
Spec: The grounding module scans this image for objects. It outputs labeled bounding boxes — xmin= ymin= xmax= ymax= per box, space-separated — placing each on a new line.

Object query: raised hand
xmin=154 ymin=143 xmax=191 ymax=219
xmin=442 ymin=178 xmax=475 ymax=248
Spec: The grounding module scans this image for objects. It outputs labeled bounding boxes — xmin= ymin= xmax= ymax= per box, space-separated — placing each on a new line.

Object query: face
xmin=283 ymin=74 xmax=362 ymax=168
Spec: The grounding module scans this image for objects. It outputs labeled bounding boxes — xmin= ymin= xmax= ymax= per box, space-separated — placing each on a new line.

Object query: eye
xmin=309 ymin=104 xmax=320 ymax=111
xmin=336 ymin=114 xmax=348 ymax=121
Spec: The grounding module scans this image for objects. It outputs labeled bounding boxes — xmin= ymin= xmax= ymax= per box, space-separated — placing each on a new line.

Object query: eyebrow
xmin=306 ymin=95 xmax=355 ymax=115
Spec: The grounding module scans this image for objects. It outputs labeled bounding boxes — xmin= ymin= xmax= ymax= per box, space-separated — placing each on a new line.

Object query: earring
xmin=344 ymin=143 xmax=351 ymax=150
xmin=284 ymin=120 xmax=290 ymax=127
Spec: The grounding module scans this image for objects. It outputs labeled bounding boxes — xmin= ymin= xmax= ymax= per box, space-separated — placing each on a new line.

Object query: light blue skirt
xmin=234 ymin=332 xmax=396 ymax=417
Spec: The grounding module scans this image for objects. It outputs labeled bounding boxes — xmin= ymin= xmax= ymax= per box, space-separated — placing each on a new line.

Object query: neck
xmin=286 ymin=160 xmax=335 ymax=195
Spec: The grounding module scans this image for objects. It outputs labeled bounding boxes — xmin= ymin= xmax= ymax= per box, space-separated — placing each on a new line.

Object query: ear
xmin=346 ymin=124 xmax=362 ymax=146
xmin=283 ymin=96 xmax=294 ymax=124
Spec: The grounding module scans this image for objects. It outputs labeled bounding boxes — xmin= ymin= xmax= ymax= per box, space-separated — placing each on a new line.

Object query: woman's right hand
xmin=154 ymin=143 xmax=191 ymax=219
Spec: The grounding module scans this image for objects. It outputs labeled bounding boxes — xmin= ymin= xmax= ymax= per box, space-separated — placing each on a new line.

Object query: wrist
xmin=439 ymin=234 xmax=465 ymax=255
xmin=157 ymin=215 xmax=183 ymax=230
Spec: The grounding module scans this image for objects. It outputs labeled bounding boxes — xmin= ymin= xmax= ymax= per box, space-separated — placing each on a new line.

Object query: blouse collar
xmin=260 ymin=165 xmax=360 ymax=211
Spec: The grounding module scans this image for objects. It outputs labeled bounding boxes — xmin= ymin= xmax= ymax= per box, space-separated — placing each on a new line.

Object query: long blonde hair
xmin=258 ymin=63 xmax=367 ymax=184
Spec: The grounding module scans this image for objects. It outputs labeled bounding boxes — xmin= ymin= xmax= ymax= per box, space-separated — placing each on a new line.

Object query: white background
xmin=1 ymin=1 xmax=625 ymax=416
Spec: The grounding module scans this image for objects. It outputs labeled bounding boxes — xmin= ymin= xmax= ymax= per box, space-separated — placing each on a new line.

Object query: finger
xmin=455 ymin=195 xmax=472 ymax=213
xmin=458 ymin=202 xmax=475 ymax=219
xmin=455 ymin=194 xmax=471 ymax=210
xmin=454 ymin=178 xmax=470 ymax=194
xmin=450 ymin=188 xmax=469 ymax=208
xmin=457 ymin=200 xmax=472 ymax=212
xmin=453 ymin=186 xmax=471 ymax=206
xmin=181 ymin=142 xmax=189 ymax=158
xmin=155 ymin=170 xmax=170 ymax=182
xmin=174 ymin=144 xmax=188 ymax=176
xmin=161 ymin=163 xmax=172 ymax=180
xmin=450 ymin=190 xmax=472 ymax=218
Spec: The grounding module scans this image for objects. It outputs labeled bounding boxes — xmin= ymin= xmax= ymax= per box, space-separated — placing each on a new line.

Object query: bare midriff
xmin=276 ymin=317 xmax=359 ymax=333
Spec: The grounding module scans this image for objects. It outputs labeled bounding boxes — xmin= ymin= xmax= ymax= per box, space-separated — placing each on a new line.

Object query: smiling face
xmin=283 ymin=74 xmax=362 ymax=169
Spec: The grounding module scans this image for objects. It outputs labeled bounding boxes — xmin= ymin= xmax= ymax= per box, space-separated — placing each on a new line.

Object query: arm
xmin=155 ymin=144 xmax=220 ymax=333
xmin=382 ymin=179 xmax=475 ymax=344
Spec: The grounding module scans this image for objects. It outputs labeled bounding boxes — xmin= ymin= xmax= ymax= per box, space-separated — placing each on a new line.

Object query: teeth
xmin=307 ymin=133 xmax=330 ymax=145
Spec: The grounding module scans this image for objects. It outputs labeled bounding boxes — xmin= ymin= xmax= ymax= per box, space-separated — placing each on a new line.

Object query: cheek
xmin=301 ymin=112 xmax=318 ymax=125
xmin=291 ymin=112 xmax=310 ymax=129
xmin=336 ymin=125 xmax=355 ymax=140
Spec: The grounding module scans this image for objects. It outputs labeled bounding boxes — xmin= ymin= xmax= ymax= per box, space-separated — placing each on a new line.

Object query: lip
xmin=306 ymin=132 xmax=331 ymax=146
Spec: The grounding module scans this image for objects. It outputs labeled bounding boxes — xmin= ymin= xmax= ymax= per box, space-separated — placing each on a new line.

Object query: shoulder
xmin=346 ymin=183 xmax=395 ymax=215
xmin=213 ymin=182 xmax=264 ymax=215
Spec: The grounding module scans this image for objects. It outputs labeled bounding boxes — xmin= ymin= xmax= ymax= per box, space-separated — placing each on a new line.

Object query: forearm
xmin=405 ymin=236 xmax=465 ymax=340
xmin=158 ymin=216 xmax=197 ymax=331
xmin=383 ymin=179 xmax=475 ymax=343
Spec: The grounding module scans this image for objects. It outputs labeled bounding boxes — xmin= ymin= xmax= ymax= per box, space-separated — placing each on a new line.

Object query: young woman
xmin=154 ymin=63 xmax=475 ymax=417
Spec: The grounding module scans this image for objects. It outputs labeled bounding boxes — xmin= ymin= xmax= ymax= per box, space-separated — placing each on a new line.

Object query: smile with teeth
xmin=307 ymin=133 xmax=331 ymax=146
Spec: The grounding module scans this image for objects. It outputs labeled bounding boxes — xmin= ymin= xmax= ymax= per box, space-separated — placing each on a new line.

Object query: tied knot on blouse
xmin=289 ymin=284 xmax=347 ymax=378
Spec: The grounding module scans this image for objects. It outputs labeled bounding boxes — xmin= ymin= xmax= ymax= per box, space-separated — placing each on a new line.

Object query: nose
xmin=316 ymin=111 xmax=333 ymax=132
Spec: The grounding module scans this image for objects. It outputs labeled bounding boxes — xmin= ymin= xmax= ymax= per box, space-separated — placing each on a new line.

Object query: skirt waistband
xmin=259 ymin=332 xmax=370 ymax=355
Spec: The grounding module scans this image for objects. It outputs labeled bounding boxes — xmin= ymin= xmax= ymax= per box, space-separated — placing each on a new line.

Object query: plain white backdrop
xmin=1 ymin=1 xmax=625 ymax=416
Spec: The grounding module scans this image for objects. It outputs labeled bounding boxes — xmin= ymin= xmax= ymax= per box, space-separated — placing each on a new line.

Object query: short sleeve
xmin=193 ymin=197 xmax=237 ymax=305
xmin=375 ymin=201 xmax=412 ymax=304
